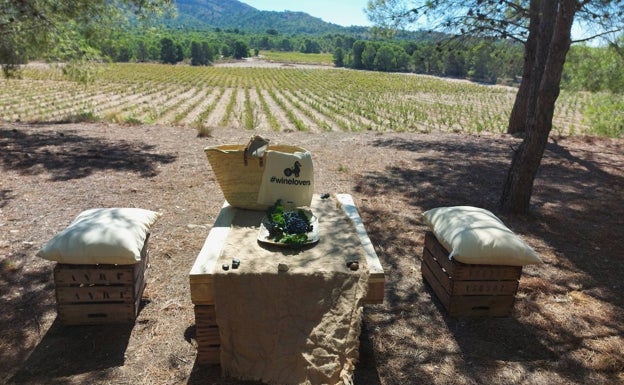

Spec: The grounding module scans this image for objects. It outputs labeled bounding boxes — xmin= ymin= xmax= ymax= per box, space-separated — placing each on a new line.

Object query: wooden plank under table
xmin=189 ymin=193 xmax=385 ymax=365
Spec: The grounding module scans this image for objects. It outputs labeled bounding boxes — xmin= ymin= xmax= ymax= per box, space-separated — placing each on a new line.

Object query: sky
xmin=241 ymin=0 xmax=372 ymax=27
xmin=240 ymin=0 xmax=599 ymax=43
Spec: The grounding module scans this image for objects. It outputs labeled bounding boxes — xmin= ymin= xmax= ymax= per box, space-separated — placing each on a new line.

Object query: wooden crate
xmin=194 ymin=305 xmax=221 ymax=365
xmin=422 ymin=232 xmax=522 ymax=317
xmin=54 ymin=238 xmax=149 ymax=325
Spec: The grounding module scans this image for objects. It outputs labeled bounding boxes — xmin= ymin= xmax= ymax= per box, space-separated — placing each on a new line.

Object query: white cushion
xmin=422 ymin=206 xmax=541 ymax=266
xmin=37 ymin=208 xmax=161 ymax=265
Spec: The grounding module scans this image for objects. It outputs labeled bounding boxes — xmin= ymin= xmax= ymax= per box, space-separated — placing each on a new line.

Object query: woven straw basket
xmin=205 ymin=142 xmax=308 ymax=210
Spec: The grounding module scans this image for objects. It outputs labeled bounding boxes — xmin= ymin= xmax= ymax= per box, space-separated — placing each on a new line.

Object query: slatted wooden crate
xmin=422 ymin=231 xmax=522 ymax=317
xmin=54 ymin=238 xmax=149 ymax=325
xmin=194 ymin=305 xmax=221 ymax=365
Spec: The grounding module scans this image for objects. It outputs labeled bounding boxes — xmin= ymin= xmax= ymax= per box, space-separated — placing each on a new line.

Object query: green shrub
xmin=62 ymin=111 xmax=100 ymax=123
xmin=193 ymin=119 xmax=213 ymax=137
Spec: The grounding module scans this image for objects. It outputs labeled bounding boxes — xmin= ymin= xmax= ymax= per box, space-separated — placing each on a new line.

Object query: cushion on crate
xmin=422 ymin=206 xmax=541 ymax=266
xmin=37 ymin=208 xmax=161 ymax=265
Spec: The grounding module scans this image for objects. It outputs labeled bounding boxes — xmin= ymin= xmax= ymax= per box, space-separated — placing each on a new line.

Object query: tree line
xmin=93 ymin=28 xmax=524 ymax=83
xmin=90 ymin=27 xmax=624 ymax=93
xmin=333 ymin=38 xmax=523 ymax=84
xmin=96 ymin=30 xmax=251 ymax=65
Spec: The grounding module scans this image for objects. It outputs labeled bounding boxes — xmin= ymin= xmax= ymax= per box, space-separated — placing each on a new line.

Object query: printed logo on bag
xmin=269 ymin=160 xmax=312 ymax=186
xmin=284 ymin=161 xmax=302 ymax=177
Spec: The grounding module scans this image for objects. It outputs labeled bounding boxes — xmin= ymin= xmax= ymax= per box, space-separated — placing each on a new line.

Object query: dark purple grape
xmin=283 ymin=211 xmax=312 ymax=234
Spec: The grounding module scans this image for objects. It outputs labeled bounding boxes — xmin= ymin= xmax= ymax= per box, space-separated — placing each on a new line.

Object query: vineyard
xmin=0 ymin=62 xmax=596 ymax=135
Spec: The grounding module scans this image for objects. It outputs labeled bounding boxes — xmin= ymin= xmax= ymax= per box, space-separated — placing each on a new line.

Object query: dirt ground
xmin=1 ymin=122 xmax=623 ymax=385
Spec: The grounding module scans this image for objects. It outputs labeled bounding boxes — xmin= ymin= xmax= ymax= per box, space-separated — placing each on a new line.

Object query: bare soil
xmin=1 ymin=122 xmax=623 ymax=385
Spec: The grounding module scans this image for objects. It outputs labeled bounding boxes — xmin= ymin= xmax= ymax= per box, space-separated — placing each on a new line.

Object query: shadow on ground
xmin=354 ymin=135 xmax=624 ymax=384
xmin=8 ymin=319 xmax=134 ymax=384
xmin=359 ymin=135 xmax=624 ymax=308
xmin=0 ymin=126 xmax=177 ymax=181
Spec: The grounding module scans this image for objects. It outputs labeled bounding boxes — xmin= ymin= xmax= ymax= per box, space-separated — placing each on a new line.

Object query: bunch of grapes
xmin=283 ymin=211 xmax=313 ymax=234
xmin=263 ymin=200 xmax=314 ymax=246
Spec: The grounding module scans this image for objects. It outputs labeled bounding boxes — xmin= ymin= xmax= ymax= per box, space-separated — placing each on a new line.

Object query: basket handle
xmin=244 ymin=135 xmax=270 ymax=167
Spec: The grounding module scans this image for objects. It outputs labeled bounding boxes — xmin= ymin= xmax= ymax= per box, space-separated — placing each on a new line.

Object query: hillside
xmin=169 ymin=0 xmax=367 ymax=34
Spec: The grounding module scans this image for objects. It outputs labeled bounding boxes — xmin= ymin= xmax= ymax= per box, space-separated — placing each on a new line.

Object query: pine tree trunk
xmin=500 ymin=0 xmax=576 ymax=214
xmin=507 ymin=0 xmax=541 ymax=135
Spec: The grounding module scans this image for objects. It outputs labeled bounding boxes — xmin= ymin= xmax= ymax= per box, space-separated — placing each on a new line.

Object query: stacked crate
xmin=53 ymin=237 xmax=149 ymax=325
xmin=421 ymin=232 xmax=522 ymax=317
xmin=193 ymin=304 xmax=221 ymax=365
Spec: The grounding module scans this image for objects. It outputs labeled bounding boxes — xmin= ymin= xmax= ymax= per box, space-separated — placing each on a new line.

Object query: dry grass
xmin=0 ymin=123 xmax=622 ymax=385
